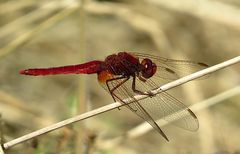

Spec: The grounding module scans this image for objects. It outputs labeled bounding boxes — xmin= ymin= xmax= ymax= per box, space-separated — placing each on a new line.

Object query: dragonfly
xmin=20 ymin=52 xmax=208 ymax=141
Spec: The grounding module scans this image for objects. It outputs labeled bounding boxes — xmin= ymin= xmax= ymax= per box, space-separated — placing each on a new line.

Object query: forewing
xmin=132 ymin=52 xmax=208 ymax=85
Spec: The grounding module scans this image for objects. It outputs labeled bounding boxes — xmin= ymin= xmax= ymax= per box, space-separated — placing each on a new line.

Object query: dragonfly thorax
xmin=104 ymin=52 xmax=142 ymax=76
xmin=104 ymin=52 xmax=157 ymax=79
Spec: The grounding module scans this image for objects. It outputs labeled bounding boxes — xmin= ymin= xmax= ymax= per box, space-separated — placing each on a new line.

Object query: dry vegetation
xmin=0 ymin=0 xmax=240 ymax=153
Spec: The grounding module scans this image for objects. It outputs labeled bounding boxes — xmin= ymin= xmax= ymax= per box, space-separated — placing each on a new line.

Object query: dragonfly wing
xmin=97 ymin=53 xmax=202 ymax=139
xmin=134 ymin=77 xmax=199 ymax=131
xmin=129 ymin=99 xmax=169 ymax=141
xmin=158 ymin=91 xmax=199 ymax=131
xmin=132 ymin=52 xmax=209 ymax=85
xmin=99 ymin=76 xmax=169 ymax=141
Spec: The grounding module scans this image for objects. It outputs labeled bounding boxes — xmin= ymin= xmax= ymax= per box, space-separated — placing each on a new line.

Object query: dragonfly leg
xmin=132 ymin=75 xmax=155 ymax=97
xmin=106 ymin=76 xmax=128 ymax=101
xmin=106 ymin=76 xmax=133 ymax=110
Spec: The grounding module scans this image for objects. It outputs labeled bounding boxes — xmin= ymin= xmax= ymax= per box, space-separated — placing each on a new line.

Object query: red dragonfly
xmin=20 ymin=52 xmax=208 ymax=141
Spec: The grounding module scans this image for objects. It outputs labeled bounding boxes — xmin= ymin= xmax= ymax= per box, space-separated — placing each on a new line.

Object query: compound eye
xmin=141 ymin=58 xmax=157 ymax=79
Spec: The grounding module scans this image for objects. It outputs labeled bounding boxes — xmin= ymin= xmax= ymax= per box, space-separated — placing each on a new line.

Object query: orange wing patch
xmin=97 ymin=70 xmax=114 ymax=83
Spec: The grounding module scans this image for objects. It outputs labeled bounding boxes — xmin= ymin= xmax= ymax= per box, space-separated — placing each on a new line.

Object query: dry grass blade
xmin=0 ymin=3 xmax=78 ymax=58
xmin=0 ymin=1 xmax=59 ymax=39
xmin=0 ymin=146 xmax=4 ymax=154
xmin=0 ymin=91 xmax=55 ymax=128
xmin=2 ymin=56 xmax=240 ymax=150
xmin=0 ymin=0 xmax=35 ymax=15
xmin=0 ymin=115 xmax=4 ymax=154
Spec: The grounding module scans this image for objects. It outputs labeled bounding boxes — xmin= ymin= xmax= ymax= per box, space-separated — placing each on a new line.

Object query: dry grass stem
xmin=0 ymin=146 xmax=4 ymax=154
xmin=2 ymin=56 xmax=239 ymax=150
xmin=75 ymin=0 xmax=88 ymax=153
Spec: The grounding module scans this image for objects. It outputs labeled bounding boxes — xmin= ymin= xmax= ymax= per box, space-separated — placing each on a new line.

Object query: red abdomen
xmin=20 ymin=60 xmax=104 ymax=76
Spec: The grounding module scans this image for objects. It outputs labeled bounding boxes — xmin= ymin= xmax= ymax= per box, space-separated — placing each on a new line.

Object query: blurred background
xmin=0 ymin=0 xmax=240 ymax=153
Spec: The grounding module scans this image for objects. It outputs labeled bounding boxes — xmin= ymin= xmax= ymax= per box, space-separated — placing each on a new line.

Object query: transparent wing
xmin=134 ymin=76 xmax=199 ymax=131
xmin=97 ymin=52 xmax=202 ymax=140
xmin=132 ymin=52 xmax=209 ymax=85
xmin=99 ymin=76 xmax=169 ymax=141
xmin=99 ymin=75 xmax=199 ymax=141
xmin=157 ymin=91 xmax=198 ymax=131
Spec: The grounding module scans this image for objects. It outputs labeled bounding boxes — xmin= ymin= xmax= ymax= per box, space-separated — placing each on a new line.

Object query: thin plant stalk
xmin=2 ymin=56 xmax=240 ymax=150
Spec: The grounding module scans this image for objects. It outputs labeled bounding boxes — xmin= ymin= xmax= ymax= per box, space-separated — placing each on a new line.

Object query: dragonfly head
xmin=140 ymin=58 xmax=157 ymax=79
